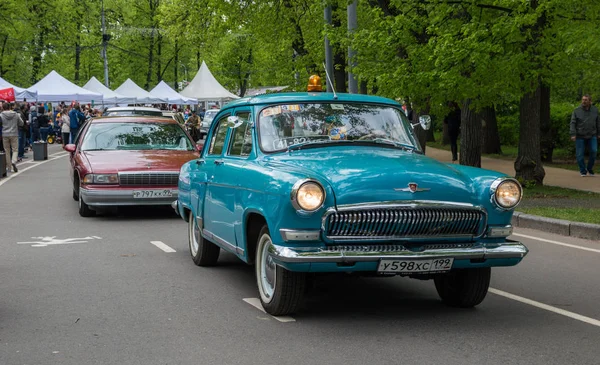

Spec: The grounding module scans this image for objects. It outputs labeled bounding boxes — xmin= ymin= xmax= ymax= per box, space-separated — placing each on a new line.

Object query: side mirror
xmin=64 ymin=144 xmax=76 ymax=153
xmin=411 ymin=115 xmax=432 ymax=130
xmin=195 ymin=143 xmax=204 ymax=152
xmin=227 ymin=115 xmax=243 ymax=128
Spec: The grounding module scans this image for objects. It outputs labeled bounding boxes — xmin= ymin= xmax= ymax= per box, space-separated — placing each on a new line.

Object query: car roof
xmin=222 ymin=92 xmax=400 ymax=109
xmin=90 ymin=116 xmax=179 ymax=124
xmin=105 ymin=106 xmax=162 ymax=112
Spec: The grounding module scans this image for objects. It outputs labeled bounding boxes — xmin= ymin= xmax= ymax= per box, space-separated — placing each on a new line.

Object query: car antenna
xmin=322 ymin=62 xmax=338 ymax=100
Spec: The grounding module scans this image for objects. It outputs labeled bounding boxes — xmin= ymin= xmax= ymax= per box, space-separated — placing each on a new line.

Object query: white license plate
xmin=377 ymin=258 xmax=454 ymax=274
xmin=132 ymin=190 xmax=173 ymax=199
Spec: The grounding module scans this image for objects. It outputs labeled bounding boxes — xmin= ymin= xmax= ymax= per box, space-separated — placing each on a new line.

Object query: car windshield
xmin=258 ymin=103 xmax=419 ymax=152
xmin=105 ymin=110 xmax=164 ymax=117
xmin=204 ymin=110 xmax=218 ymax=122
xmin=80 ymin=122 xmax=194 ymax=151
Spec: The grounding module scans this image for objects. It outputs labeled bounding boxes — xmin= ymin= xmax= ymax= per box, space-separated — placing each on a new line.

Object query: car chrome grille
xmin=118 ymin=172 xmax=179 ymax=186
xmin=324 ymin=206 xmax=486 ymax=240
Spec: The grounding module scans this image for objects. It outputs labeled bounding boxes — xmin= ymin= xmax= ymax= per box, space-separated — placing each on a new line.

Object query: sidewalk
xmin=426 ymin=147 xmax=600 ymax=194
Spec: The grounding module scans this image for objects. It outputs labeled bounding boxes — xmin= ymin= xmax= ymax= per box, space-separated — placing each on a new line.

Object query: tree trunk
xmin=539 ymin=82 xmax=553 ymax=162
xmin=75 ymin=27 xmax=81 ymax=84
xmin=460 ymin=99 xmax=482 ymax=168
xmin=156 ymin=32 xmax=162 ymax=83
xmin=32 ymin=33 xmax=44 ymax=84
xmin=442 ymin=124 xmax=450 ymax=145
xmin=409 ymin=99 xmax=428 ymax=154
xmin=146 ymin=28 xmax=155 ymax=90
xmin=426 ymin=121 xmax=435 ymax=142
xmin=515 ymin=81 xmax=546 ymax=185
xmin=174 ymin=40 xmax=178 ymax=89
xmin=481 ymin=105 xmax=502 ymax=154
xmin=0 ymin=35 xmax=7 ymax=76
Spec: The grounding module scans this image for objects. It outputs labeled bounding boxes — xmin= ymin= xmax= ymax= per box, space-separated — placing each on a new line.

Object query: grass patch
xmin=517 ymin=207 xmax=600 ymax=225
xmin=522 ymin=185 xmax=600 ymax=199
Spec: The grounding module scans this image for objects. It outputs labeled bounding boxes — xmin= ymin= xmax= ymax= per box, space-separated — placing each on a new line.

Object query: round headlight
xmin=291 ymin=180 xmax=325 ymax=212
xmin=492 ymin=178 xmax=522 ymax=209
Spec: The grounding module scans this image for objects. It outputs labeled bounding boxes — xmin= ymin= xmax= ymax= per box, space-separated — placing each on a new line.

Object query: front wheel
xmin=434 ymin=267 xmax=491 ymax=308
xmin=255 ymin=225 xmax=306 ymax=316
xmin=78 ymin=189 xmax=95 ymax=217
xmin=188 ymin=210 xmax=220 ymax=266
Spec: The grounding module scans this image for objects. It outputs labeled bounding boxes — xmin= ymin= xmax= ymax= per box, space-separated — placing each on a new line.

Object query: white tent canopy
xmin=27 ymin=70 xmax=102 ymax=103
xmin=180 ymin=61 xmax=240 ymax=101
xmin=0 ymin=76 xmax=37 ymax=101
xmin=114 ymin=79 xmax=167 ymax=104
xmin=150 ymin=81 xmax=198 ymax=105
xmin=83 ymin=77 xmax=136 ymax=105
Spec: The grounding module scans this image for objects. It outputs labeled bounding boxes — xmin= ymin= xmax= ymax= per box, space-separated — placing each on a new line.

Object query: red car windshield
xmin=80 ymin=122 xmax=194 ymax=151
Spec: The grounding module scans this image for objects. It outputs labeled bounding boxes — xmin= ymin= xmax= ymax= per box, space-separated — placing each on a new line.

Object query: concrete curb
xmin=512 ymin=212 xmax=600 ymax=241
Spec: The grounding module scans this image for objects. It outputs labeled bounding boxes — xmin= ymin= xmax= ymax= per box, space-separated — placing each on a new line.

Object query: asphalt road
xmin=1 ymin=149 xmax=599 ymax=365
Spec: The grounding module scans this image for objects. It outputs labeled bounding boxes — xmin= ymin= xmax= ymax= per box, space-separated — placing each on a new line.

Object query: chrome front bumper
xmin=80 ymin=187 xmax=178 ymax=207
xmin=267 ymin=241 xmax=528 ymax=264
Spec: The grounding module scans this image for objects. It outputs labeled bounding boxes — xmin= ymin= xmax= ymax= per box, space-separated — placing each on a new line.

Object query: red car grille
xmin=118 ymin=172 xmax=179 ymax=186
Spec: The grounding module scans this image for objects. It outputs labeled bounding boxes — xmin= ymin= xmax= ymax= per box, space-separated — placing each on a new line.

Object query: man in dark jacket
xmin=444 ymin=101 xmax=462 ymax=162
xmin=570 ymin=95 xmax=600 ymax=176
xmin=69 ymin=103 xmax=85 ymax=143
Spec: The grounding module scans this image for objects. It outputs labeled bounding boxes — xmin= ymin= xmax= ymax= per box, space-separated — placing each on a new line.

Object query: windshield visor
xmin=258 ymin=103 xmax=419 ymax=152
xmin=81 ymin=122 xmax=194 ymax=151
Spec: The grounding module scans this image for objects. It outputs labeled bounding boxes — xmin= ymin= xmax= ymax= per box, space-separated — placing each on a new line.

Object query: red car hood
xmin=83 ymin=150 xmax=197 ymax=173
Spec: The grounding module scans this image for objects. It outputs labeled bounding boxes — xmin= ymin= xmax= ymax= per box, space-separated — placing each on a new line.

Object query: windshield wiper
xmin=287 ymin=140 xmax=354 ymax=152
xmin=358 ymin=138 xmax=418 ymax=153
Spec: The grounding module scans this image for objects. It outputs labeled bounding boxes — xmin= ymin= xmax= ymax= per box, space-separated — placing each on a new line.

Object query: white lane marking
xmin=512 ymin=233 xmax=600 ymax=254
xmin=489 ymin=288 xmax=600 ymax=328
xmin=49 ymin=151 xmax=68 ymax=157
xmin=18 ymin=236 xmax=102 ymax=247
xmin=151 ymin=241 xmax=176 ymax=253
xmin=0 ymin=153 xmax=68 ymax=187
xmin=243 ymin=298 xmax=296 ymax=323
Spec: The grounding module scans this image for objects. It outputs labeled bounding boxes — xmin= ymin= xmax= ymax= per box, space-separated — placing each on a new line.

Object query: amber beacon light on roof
xmin=307 ymin=75 xmax=323 ymax=92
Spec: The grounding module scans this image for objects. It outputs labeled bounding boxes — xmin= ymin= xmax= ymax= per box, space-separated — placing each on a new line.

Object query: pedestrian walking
xmin=0 ymin=102 xmax=24 ymax=173
xmin=444 ymin=101 xmax=461 ymax=162
xmin=570 ymin=94 xmax=600 ymax=176
xmin=60 ymin=107 xmax=70 ymax=146
xmin=17 ymin=103 xmax=29 ymax=161
xmin=69 ymin=103 xmax=85 ymax=143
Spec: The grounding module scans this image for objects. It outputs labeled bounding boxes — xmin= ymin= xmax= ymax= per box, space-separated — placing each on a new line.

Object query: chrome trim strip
xmin=202 ymin=229 xmax=237 ymax=254
xmin=267 ymin=241 xmax=528 ymax=263
xmin=196 ymin=216 xmax=203 ymax=230
xmin=117 ymin=170 xmax=178 ymax=175
xmin=279 ymin=229 xmax=321 ymax=242
xmin=335 ymin=200 xmax=475 ymax=211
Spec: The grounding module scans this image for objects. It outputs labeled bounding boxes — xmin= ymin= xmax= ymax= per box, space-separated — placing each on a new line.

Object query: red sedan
xmin=64 ymin=116 xmax=201 ymax=217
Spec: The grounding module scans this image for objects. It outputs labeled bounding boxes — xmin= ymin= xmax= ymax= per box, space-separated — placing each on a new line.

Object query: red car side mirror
xmin=64 ymin=144 xmax=76 ymax=153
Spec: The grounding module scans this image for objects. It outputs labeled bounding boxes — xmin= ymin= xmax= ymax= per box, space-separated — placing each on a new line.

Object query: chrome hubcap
xmin=257 ymin=234 xmax=276 ymax=303
xmin=189 ymin=213 xmax=199 ymax=256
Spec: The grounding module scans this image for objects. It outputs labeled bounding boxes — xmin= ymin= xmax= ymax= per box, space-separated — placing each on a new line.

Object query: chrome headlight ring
xmin=290 ymin=179 xmax=326 ymax=213
xmin=490 ymin=177 xmax=523 ymax=211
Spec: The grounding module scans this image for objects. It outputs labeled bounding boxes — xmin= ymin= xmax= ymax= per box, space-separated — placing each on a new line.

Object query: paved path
xmin=426 ymin=147 xmax=600 ymax=193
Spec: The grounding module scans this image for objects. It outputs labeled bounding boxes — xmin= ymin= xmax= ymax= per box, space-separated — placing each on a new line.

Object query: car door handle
xmin=214 ymin=160 xmax=224 ymax=166
xmin=196 ymin=160 xmax=205 ymax=165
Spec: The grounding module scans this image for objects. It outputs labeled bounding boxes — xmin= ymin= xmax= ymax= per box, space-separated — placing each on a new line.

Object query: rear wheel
xmin=434 ymin=268 xmax=491 ymax=308
xmin=255 ymin=225 xmax=306 ymax=316
xmin=188 ymin=210 xmax=220 ymax=266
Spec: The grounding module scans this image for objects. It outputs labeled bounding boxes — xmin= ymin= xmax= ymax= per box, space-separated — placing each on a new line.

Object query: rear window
xmin=80 ymin=122 xmax=194 ymax=151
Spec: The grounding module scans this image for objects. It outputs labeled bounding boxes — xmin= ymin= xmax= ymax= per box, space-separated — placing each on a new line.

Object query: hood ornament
xmin=395 ymin=182 xmax=430 ymax=193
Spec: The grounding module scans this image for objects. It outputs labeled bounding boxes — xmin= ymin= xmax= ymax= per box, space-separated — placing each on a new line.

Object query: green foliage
xmin=550 ymin=102 xmax=577 ymax=150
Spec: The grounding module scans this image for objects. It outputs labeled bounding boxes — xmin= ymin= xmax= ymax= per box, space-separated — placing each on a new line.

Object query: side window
xmin=208 ymin=116 xmax=231 ymax=155
xmin=228 ymin=113 xmax=253 ymax=157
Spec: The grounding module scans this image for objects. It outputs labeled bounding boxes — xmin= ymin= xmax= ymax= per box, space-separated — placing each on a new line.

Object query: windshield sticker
xmin=262 ymin=106 xmax=282 ymax=117
xmin=272 ymin=136 xmax=330 ymax=150
xmin=281 ymin=104 xmax=300 ymax=112
xmin=330 ymin=104 xmax=345 ymax=110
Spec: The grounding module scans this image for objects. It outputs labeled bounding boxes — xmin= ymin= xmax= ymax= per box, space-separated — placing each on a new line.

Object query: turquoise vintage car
xmin=174 ymin=89 xmax=528 ymax=315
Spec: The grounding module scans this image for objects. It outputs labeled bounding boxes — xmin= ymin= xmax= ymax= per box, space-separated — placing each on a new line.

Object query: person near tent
xmin=69 ymin=103 xmax=85 ymax=143
xmin=37 ymin=106 xmax=51 ymax=142
xmin=29 ymin=105 xmax=38 ymax=144
xmin=17 ymin=103 xmax=29 ymax=161
xmin=60 ymin=107 xmax=70 ymax=147
xmin=0 ymin=101 xmax=24 ymax=173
